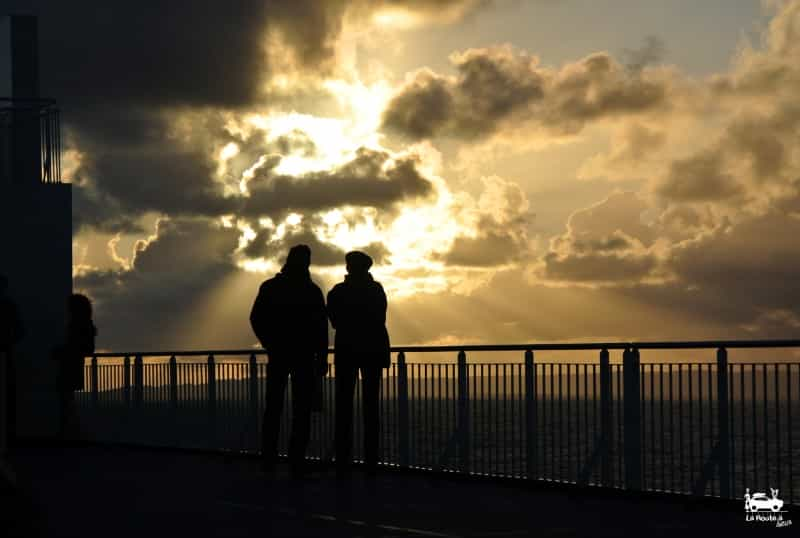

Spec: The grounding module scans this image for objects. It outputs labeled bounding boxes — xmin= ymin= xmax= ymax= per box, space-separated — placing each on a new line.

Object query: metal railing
xmin=75 ymin=340 xmax=800 ymax=504
xmin=0 ymin=97 xmax=62 ymax=184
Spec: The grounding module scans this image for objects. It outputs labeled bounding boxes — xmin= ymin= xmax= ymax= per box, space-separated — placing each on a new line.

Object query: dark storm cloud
xmin=8 ymin=0 xmax=483 ymax=235
xmin=12 ymin=0 xmax=341 ymax=108
xmin=542 ymin=250 xmax=657 ymax=284
xmin=539 ymin=192 xmax=660 ymax=285
xmin=243 ymin=222 xmax=391 ymax=267
xmin=439 ymin=229 xmax=527 ymax=267
xmin=656 ymin=152 xmax=744 ymax=203
xmin=74 ymin=218 xmax=243 ymax=350
xmin=241 ymin=148 xmax=434 ymax=218
xmin=382 ymin=47 xmax=671 ymax=141
xmin=383 ymin=47 xmax=545 ymax=140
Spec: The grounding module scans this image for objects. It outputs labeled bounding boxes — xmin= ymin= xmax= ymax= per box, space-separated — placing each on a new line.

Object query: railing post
xmin=599 ymin=348 xmax=612 ymax=486
xmin=91 ymin=356 xmax=99 ymax=407
xmin=123 ymin=355 xmax=131 ymax=407
xmin=525 ymin=349 xmax=536 ymax=479
xmin=457 ymin=350 xmax=471 ymax=473
xmin=169 ymin=355 xmax=178 ymax=409
xmin=623 ymin=347 xmax=642 ymax=491
xmin=133 ymin=354 xmax=143 ymax=408
xmin=207 ymin=354 xmax=217 ymax=416
xmin=397 ymin=351 xmax=410 ymax=468
xmin=249 ymin=353 xmax=259 ymax=450
xmin=717 ymin=347 xmax=731 ymax=498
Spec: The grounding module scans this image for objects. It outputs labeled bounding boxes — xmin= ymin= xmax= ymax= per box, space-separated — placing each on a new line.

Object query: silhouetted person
xmin=52 ymin=294 xmax=96 ymax=438
xmin=250 ymin=245 xmax=328 ymax=477
xmin=327 ymin=251 xmax=390 ymax=477
xmin=0 ymin=275 xmax=24 ymax=451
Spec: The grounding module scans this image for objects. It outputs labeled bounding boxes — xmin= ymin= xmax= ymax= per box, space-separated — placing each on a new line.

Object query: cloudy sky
xmin=11 ymin=0 xmax=800 ymax=351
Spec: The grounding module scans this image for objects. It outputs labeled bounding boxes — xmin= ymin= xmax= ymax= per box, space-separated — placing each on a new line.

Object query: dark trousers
xmin=335 ymin=362 xmax=382 ymax=468
xmin=261 ymin=355 xmax=314 ymax=468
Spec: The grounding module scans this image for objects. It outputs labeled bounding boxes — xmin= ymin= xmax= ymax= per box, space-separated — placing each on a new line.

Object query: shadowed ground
xmin=2 ymin=443 xmax=788 ymax=537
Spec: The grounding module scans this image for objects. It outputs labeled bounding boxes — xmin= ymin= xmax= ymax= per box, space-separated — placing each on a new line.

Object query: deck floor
xmin=2 ymin=443 xmax=785 ymax=537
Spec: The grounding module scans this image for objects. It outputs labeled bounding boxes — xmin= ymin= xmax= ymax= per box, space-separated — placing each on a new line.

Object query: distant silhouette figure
xmin=327 ymin=251 xmax=390 ymax=477
xmin=250 ymin=245 xmax=328 ymax=477
xmin=0 ymin=274 xmax=24 ymax=451
xmin=52 ymin=294 xmax=96 ymax=438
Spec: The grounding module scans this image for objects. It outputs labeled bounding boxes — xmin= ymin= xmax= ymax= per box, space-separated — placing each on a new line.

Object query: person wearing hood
xmin=250 ymin=245 xmax=328 ymax=477
xmin=327 ymin=251 xmax=390 ymax=477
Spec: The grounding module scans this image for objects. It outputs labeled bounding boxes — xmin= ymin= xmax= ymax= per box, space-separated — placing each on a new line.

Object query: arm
xmin=249 ymin=283 xmax=270 ymax=348
xmin=326 ymin=286 xmax=339 ymax=330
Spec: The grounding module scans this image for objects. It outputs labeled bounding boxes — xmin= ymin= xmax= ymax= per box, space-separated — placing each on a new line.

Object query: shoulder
xmin=259 ymin=275 xmax=282 ymax=292
xmin=327 ymin=282 xmax=346 ymax=300
xmin=309 ymin=280 xmax=325 ymax=297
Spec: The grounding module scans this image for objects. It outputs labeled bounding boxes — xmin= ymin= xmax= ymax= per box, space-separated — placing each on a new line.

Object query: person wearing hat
xmin=250 ymin=245 xmax=328 ymax=478
xmin=327 ymin=250 xmax=390 ymax=477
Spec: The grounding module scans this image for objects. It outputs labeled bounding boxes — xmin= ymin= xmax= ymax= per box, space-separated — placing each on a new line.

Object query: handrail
xmin=90 ymin=338 xmax=800 ymax=358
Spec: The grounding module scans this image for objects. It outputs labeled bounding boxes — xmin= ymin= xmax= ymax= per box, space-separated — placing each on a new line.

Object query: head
xmin=282 ymin=244 xmax=311 ymax=274
xmin=345 ymin=251 xmax=373 ymax=275
xmin=68 ymin=293 xmax=93 ymax=323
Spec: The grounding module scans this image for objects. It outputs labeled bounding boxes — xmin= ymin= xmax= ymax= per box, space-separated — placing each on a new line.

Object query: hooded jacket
xmin=250 ymin=269 xmax=328 ymax=358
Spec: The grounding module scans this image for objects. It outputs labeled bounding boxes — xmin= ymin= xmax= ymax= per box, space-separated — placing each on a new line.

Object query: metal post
xmin=600 ymin=348 xmax=611 ymax=486
xmin=169 ymin=355 xmax=178 ymax=409
xmin=398 ymin=351 xmax=410 ymax=468
xmin=123 ymin=355 xmax=131 ymax=407
xmin=717 ymin=347 xmax=731 ymax=498
xmin=249 ymin=353 xmax=259 ymax=450
xmin=525 ymin=349 xmax=536 ymax=479
xmin=623 ymin=347 xmax=642 ymax=491
xmin=133 ymin=355 xmax=143 ymax=408
xmin=207 ymin=354 xmax=217 ymax=414
xmin=457 ymin=350 xmax=470 ymax=473
xmin=91 ymin=356 xmax=99 ymax=407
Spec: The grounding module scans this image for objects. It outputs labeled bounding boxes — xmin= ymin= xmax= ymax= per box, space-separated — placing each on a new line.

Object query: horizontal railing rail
xmin=75 ymin=339 xmax=800 ymax=507
xmin=88 ymin=339 xmax=800 ymax=358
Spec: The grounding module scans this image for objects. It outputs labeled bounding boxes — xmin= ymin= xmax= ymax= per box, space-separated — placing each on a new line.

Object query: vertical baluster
xmin=689 ymin=364 xmax=694 ymax=490
xmin=504 ymin=363 xmax=509 ymax=477
xmin=599 ymin=349 xmax=611 ymax=486
xmin=169 ymin=355 xmax=178 ymax=409
xmin=566 ymin=363 xmax=571 ymax=480
xmin=709 ymin=364 xmax=715 ymax=496
xmin=787 ymin=363 xmax=793 ymax=504
xmin=397 ymin=351 xmax=410 ymax=468
xmin=623 ymin=347 xmax=642 ymax=491
xmin=249 ymin=354 xmax=258 ymax=451
xmin=751 ymin=364 xmax=757 ymax=488
xmin=133 ymin=355 xmax=143 ymax=409
xmin=208 ymin=354 xmax=217 ymax=447
xmin=729 ymin=363 xmax=736 ymax=498
xmin=123 ymin=355 xmax=130 ymax=408
xmin=91 ymin=356 xmax=99 ymax=408
xmin=762 ymin=363 xmax=768 ymax=490
xmin=457 ymin=350 xmax=470 ymax=473
xmin=678 ymin=362 xmax=684 ymax=493
xmin=525 ymin=350 xmax=536 ymax=480
xmin=717 ymin=348 xmax=730 ymax=498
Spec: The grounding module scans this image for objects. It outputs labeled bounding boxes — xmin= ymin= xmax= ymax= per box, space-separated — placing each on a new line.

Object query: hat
xmin=284 ymin=244 xmax=311 ymax=270
xmin=345 ymin=250 xmax=373 ymax=273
